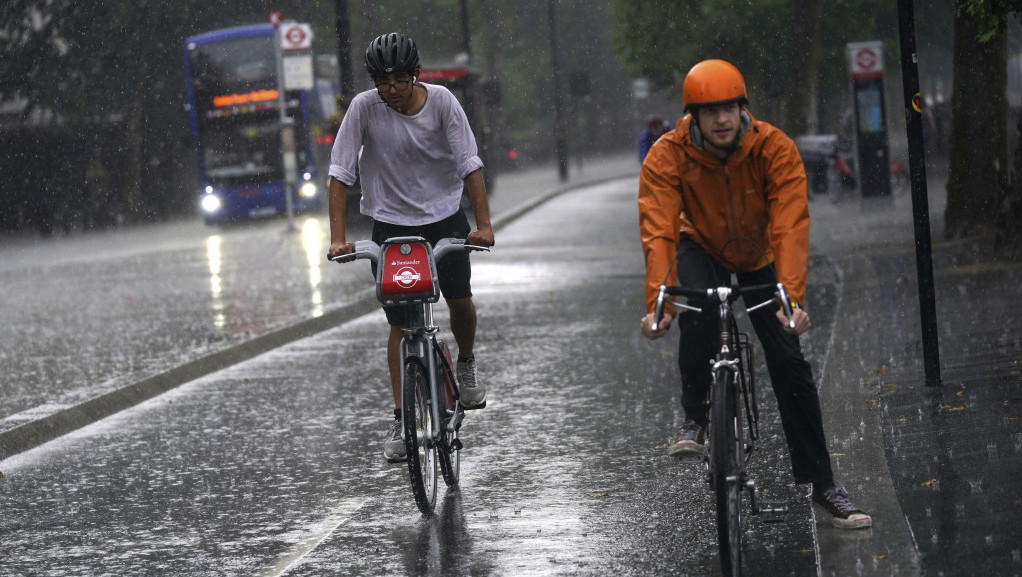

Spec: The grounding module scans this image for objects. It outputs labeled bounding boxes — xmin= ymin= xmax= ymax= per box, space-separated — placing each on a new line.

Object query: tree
xmin=783 ymin=0 xmax=822 ymax=135
xmin=609 ymin=0 xmax=895 ymax=135
xmin=0 ymin=0 xmax=329 ymax=227
xmin=945 ymin=0 xmax=1020 ymax=244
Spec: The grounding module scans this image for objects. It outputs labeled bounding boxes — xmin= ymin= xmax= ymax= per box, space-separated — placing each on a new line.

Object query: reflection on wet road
xmin=2 ymin=180 xmax=828 ymax=575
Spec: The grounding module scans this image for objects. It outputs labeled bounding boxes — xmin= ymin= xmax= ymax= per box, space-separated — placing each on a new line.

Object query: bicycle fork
xmin=401 ymin=332 xmax=464 ymax=453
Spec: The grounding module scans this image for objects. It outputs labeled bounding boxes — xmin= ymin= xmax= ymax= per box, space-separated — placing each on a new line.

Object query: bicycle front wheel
xmin=403 ymin=359 xmax=439 ymax=514
xmin=711 ymin=366 xmax=743 ymax=576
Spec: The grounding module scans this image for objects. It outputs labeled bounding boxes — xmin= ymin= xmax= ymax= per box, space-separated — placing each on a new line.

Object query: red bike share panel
xmin=377 ymin=241 xmax=441 ymax=304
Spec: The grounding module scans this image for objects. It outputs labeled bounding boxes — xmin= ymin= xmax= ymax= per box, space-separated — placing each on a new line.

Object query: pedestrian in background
xmin=638 ymin=114 xmax=668 ymax=163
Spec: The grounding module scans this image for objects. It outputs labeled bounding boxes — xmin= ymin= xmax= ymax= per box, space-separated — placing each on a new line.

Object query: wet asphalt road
xmin=0 ymin=178 xmax=833 ymax=575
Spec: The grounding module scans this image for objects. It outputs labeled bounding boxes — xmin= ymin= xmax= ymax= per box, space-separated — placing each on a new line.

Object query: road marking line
xmin=255 ymin=497 xmax=367 ymax=577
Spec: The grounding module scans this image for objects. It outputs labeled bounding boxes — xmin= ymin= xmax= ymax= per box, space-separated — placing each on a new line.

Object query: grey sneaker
xmin=812 ymin=485 xmax=872 ymax=529
xmin=458 ymin=357 xmax=487 ymax=409
xmin=383 ymin=419 xmax=407 ymax=463
xmin=668 ymin=420 xmax=706 ymax=457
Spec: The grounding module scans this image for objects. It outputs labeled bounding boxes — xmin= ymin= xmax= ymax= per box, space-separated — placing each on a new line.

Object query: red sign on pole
xmin=847 ymin=41 xmax=884 ymax=80
xmin=269 ymin=10 xmax=284 ymax=28
xmin=280 ymin=23 xmax=313 ymax=51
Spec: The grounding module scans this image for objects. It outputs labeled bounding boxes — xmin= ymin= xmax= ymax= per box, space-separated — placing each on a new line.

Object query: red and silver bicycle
xmin=333 ymin=236 xmax=488 ymax=514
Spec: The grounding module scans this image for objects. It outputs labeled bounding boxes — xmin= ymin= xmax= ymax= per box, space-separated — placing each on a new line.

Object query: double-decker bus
xmin=183 ymin=24 xmax=325 ymax=224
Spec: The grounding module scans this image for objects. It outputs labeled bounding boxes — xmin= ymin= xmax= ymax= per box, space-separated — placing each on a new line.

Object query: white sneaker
xmin=383 ymin=419 xmax=407 ymax=462
xmin=458 ymin=357 xmax=487 ymax=409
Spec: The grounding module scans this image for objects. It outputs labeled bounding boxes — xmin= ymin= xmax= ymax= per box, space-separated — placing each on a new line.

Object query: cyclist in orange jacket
xmin=637 ymin=59 xmax=870 ymax=529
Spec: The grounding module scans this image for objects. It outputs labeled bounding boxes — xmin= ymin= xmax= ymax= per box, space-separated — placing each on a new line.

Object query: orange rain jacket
xmin=638 ymin=111 xmax=810 ymax=314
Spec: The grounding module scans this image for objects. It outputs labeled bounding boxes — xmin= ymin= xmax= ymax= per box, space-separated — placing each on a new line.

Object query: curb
xmin=813 ymin=250 xmax=922 ymax=575
xmin=0 ymin=171 xmax=638 ymax=462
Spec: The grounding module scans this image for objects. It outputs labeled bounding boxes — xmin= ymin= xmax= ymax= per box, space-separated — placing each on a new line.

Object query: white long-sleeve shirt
xmin=328 ymin=83 xmax=483 ymax=226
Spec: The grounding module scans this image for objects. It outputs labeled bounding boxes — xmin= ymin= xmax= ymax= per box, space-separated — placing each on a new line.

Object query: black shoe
xmin=812 ymin=485 xmax=871 ymax=529
xmin=667 ymin=419 xmax=706 ymax=457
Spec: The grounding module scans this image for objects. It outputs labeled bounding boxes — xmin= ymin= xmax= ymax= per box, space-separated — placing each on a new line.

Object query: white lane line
xmin=256 ymin=497 xmax=367 ymax=577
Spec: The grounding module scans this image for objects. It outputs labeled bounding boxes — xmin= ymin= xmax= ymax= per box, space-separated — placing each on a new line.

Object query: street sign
xmin=280 ymin=23 xmax=313 ymax=51
xmin=284 ymin=54 xmax=314 ymax=90
xmin=846 ymin=40 xmax=891 ymax=197
xmin=268 ymin=11 xmax=284 ymax=28
xmin=847 ymin=41 xmax=884 ymax=80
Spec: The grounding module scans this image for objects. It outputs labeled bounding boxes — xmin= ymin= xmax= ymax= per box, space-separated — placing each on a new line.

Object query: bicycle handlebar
xmin=652 ymin=282 xmax=794 ymax=331
xmin=328 ymin=237 xmax=490 ymax=266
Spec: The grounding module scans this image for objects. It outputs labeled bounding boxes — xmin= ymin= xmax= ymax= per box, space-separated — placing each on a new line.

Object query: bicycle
xmin=653 ymin=280 xmax=792 ymax=576
xmin=332 ymin=235 xmax=489 ymax=514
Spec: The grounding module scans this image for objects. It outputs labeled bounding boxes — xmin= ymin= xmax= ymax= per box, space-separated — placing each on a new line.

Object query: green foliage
xmin=610 ymin=0 xmax=896 ymax=123
xmin=960 ymin=0 xmax=1022 ymax=42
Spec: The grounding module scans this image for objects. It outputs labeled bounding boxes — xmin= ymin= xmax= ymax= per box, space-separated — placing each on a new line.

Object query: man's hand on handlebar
xmin=640 ymin=311 xmax=673 ymax=340
xmin=466 ymin=226 xmax=495 ymax=249
xmin=327 ymin=241 xmax=356 ymax=263
xmin=777 ymin=307 xmax=811 ymax=335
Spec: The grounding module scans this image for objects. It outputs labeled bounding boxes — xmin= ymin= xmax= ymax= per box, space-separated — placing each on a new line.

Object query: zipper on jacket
xmin=723 ymin=163 xmax=740 ymax=242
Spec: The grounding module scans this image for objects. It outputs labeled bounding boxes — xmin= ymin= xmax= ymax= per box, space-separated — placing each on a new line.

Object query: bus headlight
xmin=299 ymin=181 xmax=318 ymax=198
xmin=201 ymin=193 xmax=223 ymax=213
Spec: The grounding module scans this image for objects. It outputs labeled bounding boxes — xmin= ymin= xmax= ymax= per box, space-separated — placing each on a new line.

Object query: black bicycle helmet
xmin=364 ymin=33 xmax=421 ymax=76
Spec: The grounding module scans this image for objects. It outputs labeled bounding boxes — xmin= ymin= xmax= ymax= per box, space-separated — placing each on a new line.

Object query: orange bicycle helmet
xmin=682 ymin=59 xmax=748 ymax=112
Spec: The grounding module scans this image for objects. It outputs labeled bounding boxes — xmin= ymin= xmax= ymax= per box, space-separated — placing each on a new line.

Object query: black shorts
xmin=371 ymin=209 xmax=473 ymax=326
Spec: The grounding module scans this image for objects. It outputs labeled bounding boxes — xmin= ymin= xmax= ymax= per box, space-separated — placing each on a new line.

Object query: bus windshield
xmin=202 ymin=118 xmax=283 ymax=186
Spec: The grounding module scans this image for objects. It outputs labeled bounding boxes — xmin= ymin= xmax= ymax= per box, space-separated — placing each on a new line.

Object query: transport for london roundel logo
xmin=393 ymin=267 xmax=421 ymax=288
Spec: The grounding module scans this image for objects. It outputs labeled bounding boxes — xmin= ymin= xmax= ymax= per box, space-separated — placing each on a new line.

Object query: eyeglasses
xmin=374 ymin=77 xmax=412 ymax=92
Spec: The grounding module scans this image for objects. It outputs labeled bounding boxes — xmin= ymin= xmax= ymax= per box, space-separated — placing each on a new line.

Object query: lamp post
xmin=334 ymin=0 xmax=354 ymax=101
xmin=547 ymin=0 xmax=569 ymax=182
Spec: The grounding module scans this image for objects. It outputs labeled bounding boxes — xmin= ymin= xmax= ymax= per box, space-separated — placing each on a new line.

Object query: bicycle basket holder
xmin=376 ymin=237 xmax=441 ymax=305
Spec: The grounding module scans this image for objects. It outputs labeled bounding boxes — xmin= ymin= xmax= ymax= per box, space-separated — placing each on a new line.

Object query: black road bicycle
xmin=333 ymin=236 xmax=488 ymax=514
xmin=654 ymin=281 xmax=792 ymax=576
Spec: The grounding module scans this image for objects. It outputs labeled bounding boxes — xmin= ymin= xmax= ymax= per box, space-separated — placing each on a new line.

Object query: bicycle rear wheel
xmin=711 ymin=366 xmax=743 ymax=576
xmin=403 ymin=359 xmax=438 ymax=514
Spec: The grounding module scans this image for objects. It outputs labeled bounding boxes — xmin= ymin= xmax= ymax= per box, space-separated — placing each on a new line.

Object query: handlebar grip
xmin=653 ymin=286 xmax=667 ymax=331
xmin=328 ymin=240 xmax=380 ymax=264
xmin=328 ymin=251 xmax=357 ymax=263
xmin=777 ymin=283 xmax=795 ymax=329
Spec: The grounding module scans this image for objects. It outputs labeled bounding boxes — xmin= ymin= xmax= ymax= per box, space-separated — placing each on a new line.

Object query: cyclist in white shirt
xmin=327 ymin=33 xmax=494 ymax=463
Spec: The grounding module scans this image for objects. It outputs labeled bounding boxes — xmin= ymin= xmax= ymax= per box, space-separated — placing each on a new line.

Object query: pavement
xmin=2 ymin=152 xmax=1021 ymax=576
xmin=806 ymin=170 xmax=1022 ymax=577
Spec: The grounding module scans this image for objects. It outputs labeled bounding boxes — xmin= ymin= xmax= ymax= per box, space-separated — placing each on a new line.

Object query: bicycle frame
xmin=655 ymin=281 xmax=791 ymax=576
xmin=399 ymin=303 xmax=464 ymax=447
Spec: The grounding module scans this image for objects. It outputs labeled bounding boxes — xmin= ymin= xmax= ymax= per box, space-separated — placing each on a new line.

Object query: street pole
xmin=274 ymin=24 xmax=296 ymax=232
xmin=334 ymin=0 xmax=354 ymax=101
xmin=547 ymin=0 xmax=569 ymax=182
xmin=459 ymin=0 xmax=471 ymax=57
xmin=897 ymin=0 xmax=942 ymax=387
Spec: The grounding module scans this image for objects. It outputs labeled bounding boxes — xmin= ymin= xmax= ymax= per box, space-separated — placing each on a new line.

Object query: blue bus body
xmin=183 ymin=24 xmax=324 ymax=224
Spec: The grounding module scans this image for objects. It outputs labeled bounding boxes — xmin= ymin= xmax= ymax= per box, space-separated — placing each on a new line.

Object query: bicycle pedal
xmin=756 ymin=503 xmax=788 ymax=523
xmin=450 ymin=438 xmax=463 ymax=451
xmin=446 ymin=408 xmax=465 ymax=432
